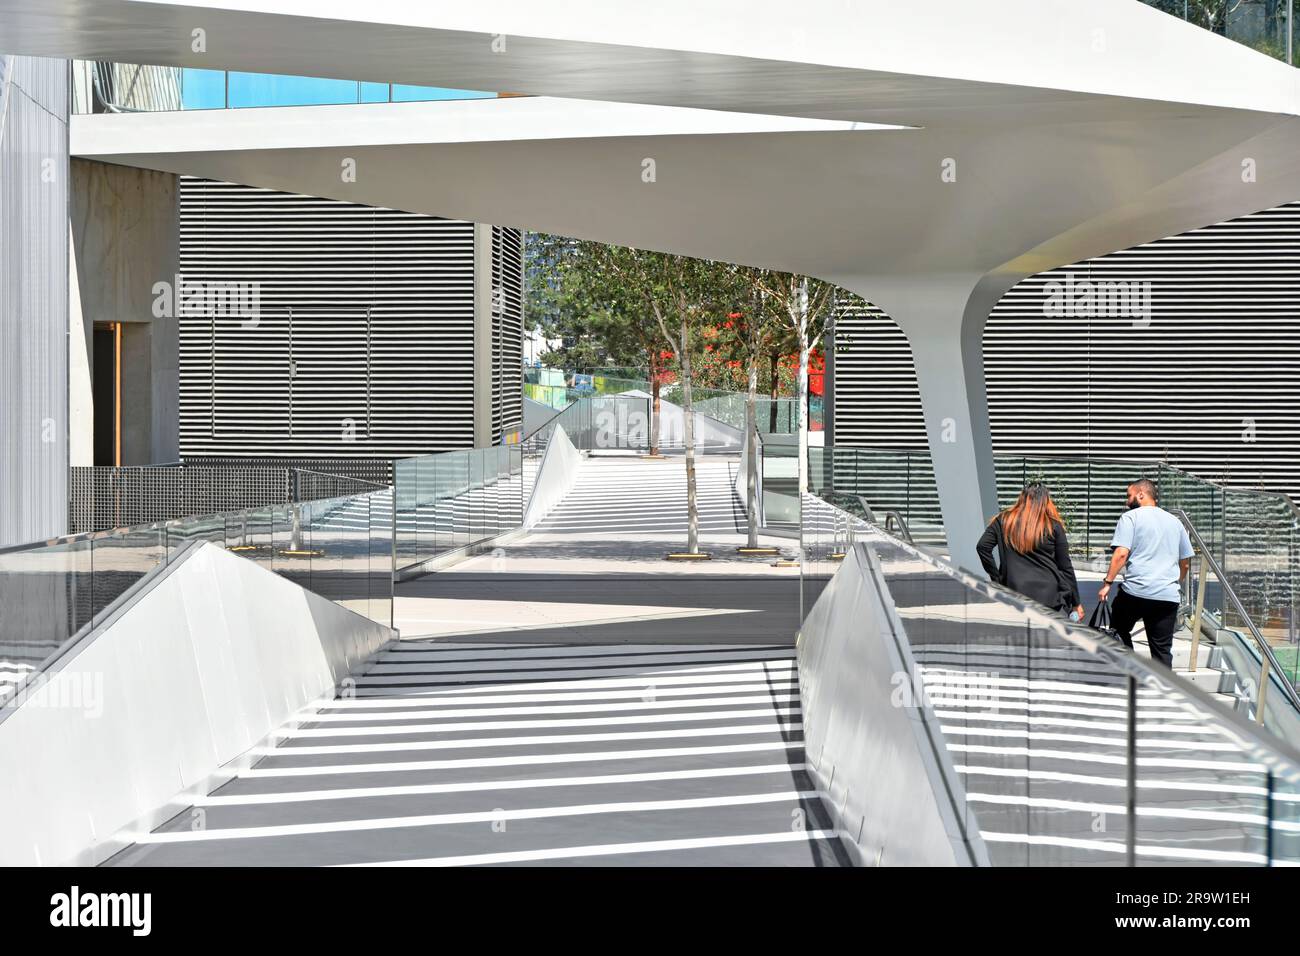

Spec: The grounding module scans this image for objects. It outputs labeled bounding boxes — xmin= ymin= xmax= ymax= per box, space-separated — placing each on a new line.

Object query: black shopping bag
xmin=1088 ymin=600 xmax=1119 ymax=641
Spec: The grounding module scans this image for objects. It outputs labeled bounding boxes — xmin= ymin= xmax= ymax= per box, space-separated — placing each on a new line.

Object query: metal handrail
xmin=0 ymin=539 xmax=208 ymax=718
xmin=1171 ymin=508 xmax=1300 ymax=723
xmin=0 ymin=515 xmax=214 ymax=555
xmin=88 ymin=61 xmax=182 ymax=113
xmin=807 ymin=493 xmax=1300 ymax=783
xmin=521 ymin=399 xmax=574 ymax=444
xmin=857 ymin=496 xmax=914 ymax=544
xmin=290 ymin=466 xmax=388 ymax=494
xmin=3 ymin=466 xmax=392 ymax=556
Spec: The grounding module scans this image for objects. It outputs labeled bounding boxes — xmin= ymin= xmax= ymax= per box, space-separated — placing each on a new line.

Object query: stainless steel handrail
xmin=290 ymin=466 xmax=389 ymax=494
xmin=521 ymin=398 xmax=574 ymax=444
xmin=1172 ymin=508 xmax=1300 ymax=723
xmin=857 ymin=496 xmax=914 ymax=544
xmin=0 ymin=539 xmax=208 ymax=719
xmin=88 ymin=61 xmax=182 ymax=113
xmin=0 ymin=471 xmax=392 ymax=556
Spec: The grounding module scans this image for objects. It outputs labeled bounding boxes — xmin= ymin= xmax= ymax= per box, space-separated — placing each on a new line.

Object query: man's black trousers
xmin=1111 ymin=586 xmax=1179 ymax=668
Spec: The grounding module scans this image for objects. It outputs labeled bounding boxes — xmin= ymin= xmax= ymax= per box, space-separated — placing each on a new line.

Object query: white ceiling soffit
xmin=71 ymin=97 xmax=911 ymax=157
xmin=3 ymin=0 xmax=1297 ymax=128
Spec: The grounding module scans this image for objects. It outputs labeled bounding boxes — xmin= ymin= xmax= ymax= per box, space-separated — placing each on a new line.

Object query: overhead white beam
xmin=4 ymin=0 xmax=1298 ymax=125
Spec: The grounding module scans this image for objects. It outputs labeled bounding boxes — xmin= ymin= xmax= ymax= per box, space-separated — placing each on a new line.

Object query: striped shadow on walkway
xmin=105 ymin=642 xmax=849 ymax=867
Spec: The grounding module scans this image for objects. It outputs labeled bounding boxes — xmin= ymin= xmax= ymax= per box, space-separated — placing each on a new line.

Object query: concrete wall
xmin=0 ymin=541 xmax=393 ymax=866
xmin=0 ymin=56 xmax=69 ymax=546
xmin=69 ymin=157 xmax=178 ymax=465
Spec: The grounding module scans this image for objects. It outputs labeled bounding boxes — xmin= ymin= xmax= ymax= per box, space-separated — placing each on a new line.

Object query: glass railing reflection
xmin=393 ymin=445 xmax=525 ymax=573
xmin=799 ymin=492 xmax=1300 ymax=865
xmin=522 ymin=394 xmax=651 ymax=454
xmin=818 ymin=444 xmax=1298 ymax=686
xmin=529 ymin=367 xmax=808 ymax=435
xmin=0 ymin=483 xmax=395 ymax=706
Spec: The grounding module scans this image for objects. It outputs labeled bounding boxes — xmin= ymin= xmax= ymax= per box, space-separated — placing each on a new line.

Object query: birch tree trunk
xmin=768 ymin=353 xmax=779 ymax=432
xmin=681 ymin=316 xmax=700 ymax=553
xmin=648 ymin=348 xmax=661 ymax=457
xmin=746 ymin=349 xmax=759 ymax=548
xmin=796 ymin=280 xmax=811 ymax=496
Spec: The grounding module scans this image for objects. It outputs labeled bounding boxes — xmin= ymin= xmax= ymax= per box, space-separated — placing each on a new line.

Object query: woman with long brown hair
xmin=976 ymin=482 xmax=1083 ymax=620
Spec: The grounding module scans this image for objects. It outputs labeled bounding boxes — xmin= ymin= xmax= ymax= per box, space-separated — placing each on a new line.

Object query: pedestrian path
xmin=106 ymin=453 xmax=842 ymax=866
xmin=105 ymin=642 xmax=847 ymax=866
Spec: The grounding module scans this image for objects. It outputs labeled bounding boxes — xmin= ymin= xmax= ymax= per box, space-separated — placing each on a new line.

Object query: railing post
xmin=1289 ymin=0 xmax=1294 ymax=66
xmin=1267 ymin=769 xmax=1276 ymax=866
xmin=1258 ymin=656 xmax=1271 ymax=725
xmin=1085 ymin=458 xmax=1092 ymax=554
xmin=1126 ymin=674 xmax=1138 ymax=867
xmin=904 ymin=450 xmax=911 ymax=527
xmin=1292 ymin=557 xmax=1299 ymax=672
xmin=1188 ymin=554 xmax=1208 ymax=673
xmin=1221 ymin=492 xmax=1229 ymax=596
xmin=390 ymin=463 xmax=397 ymax=629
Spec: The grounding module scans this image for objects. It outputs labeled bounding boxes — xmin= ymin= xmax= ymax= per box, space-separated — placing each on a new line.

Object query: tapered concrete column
xmin=845 ymin=274 xmax=1014 ymax=576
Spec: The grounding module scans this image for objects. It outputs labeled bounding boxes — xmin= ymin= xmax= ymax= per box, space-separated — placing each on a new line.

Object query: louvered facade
xmin=833 ymin=200 xmax=1300 ymax=503
xmin=178 ymin=179 xmax=523 ymax=459
xmin=492 ymin=225 xmax=525 ymax=444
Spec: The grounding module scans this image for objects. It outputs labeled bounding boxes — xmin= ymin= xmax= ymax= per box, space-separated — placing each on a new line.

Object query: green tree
xmin=529 ymin=235 xmax=671 ymax=454
xmin=527 ymin=234 xmax=631 ymax=370
xmin=605 ymin=250 xmax=724 ymax=554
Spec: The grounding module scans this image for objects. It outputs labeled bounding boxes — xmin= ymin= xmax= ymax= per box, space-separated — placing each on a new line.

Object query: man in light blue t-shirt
xmin=1097 ymin=479 xmax=1194 ymax=667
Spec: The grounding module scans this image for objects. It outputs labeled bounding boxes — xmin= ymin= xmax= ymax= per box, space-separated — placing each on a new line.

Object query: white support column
xmin=849 ymin=274 xmax=1013 ymax=576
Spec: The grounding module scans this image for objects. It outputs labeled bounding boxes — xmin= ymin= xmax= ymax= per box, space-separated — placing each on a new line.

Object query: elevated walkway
xmin=103 ymin=450 xmax=842 ymax=866
xmin=7 ymin=437 xmax=1299 ymax=865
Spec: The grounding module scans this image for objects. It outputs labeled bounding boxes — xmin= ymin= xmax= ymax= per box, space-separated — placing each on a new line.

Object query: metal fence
xmin=182 ymin=456 xmax=395 ymax=486
xmin=69 ymin=458 xmax=397 ymax=534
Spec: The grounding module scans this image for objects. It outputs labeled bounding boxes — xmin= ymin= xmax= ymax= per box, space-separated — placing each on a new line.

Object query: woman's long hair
xmin=999 ymin=483 xmax=1063 ymax=554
